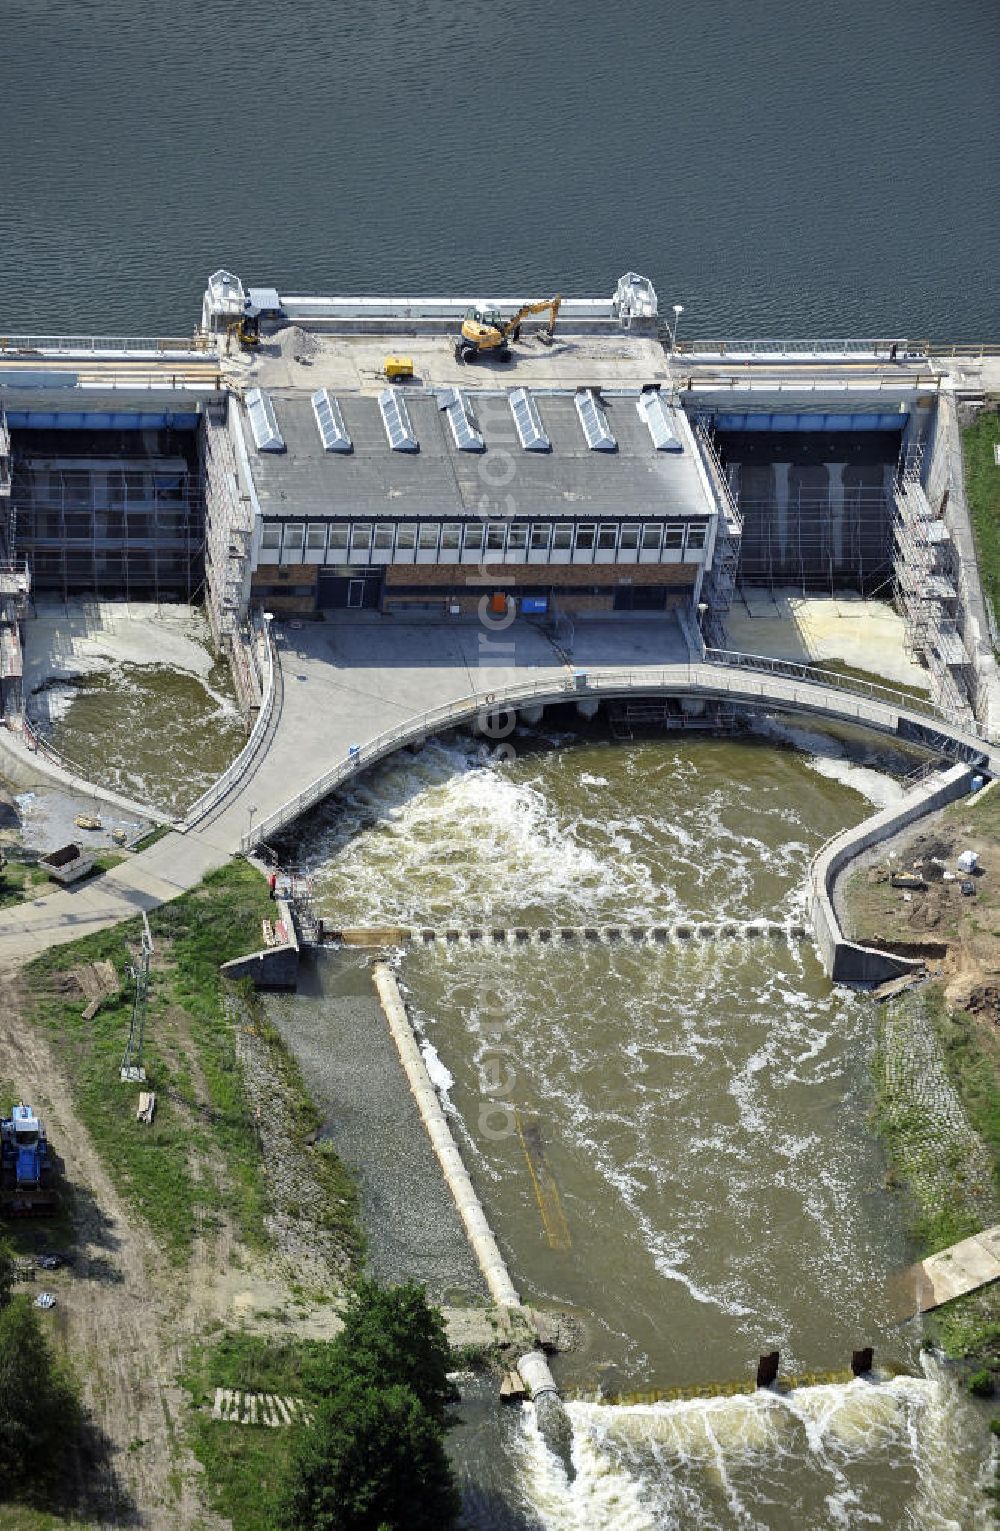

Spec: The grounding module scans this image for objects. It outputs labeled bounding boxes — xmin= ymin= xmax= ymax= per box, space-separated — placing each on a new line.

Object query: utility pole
xmin=120 ymin=911 xmax=153 ymax=1082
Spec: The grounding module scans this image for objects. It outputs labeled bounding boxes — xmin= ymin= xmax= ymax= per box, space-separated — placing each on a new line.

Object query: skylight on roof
xmin=576 ymin=389 xmax=616 ymax=451
xmin=509 ymin=388 xmax=550 ymax=452
xmin=245 ymin=388 xmax=285 ymax=453
xmin=437 ymin=388 xmax=484 ymax=451
xmin=637 ymin=389 xmax=682 ymax=451
xmin=311 ymin=389 xmax=352 ymax=452
xmin=378 ymin=388 xmax=418 ymax=452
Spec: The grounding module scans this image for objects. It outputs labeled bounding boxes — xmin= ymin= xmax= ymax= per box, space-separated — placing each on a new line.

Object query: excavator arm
xmin=457 ymin=294 xmax=562 ymax=362
xmin=501 ymin=295 xmax=562 ymax=340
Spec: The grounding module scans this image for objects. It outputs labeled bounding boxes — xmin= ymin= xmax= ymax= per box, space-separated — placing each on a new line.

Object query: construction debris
xmin=136 ymin=1091 xmax=156 ymax=1125
xmin=870 ymin=970 xmax=928 ymax=1003
xmin=499 ymin=1370 xmax=527 ymax=1402
xmin=74 ymin=960 xmax=120 ymax=1021
xmin=34 ymin=1292 xmax=56 ymax=1310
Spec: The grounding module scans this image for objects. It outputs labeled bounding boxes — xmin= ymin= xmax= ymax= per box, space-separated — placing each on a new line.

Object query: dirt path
xmin=0 ymin=962 xmax=230 ymax=1528
xmin=0 ymin=948 xmax=360 ymax=1527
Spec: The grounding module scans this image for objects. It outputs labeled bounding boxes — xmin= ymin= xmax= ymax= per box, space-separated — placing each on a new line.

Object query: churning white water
xmin=292 ymin=727 xmax=991 ymax=1527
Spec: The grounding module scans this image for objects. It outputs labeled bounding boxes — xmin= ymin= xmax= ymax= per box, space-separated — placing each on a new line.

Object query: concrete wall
xmin=220 ymin=897 xmax=300 ymax=989
xmin=810 ymin=763 xmax=975 ymax=984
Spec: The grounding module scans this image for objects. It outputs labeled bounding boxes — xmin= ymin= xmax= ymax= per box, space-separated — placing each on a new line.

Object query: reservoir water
xmin=4 ymin=0 xmax=998 ymax=338
xmin=277 ymin=727 xmax=993 ymax=1527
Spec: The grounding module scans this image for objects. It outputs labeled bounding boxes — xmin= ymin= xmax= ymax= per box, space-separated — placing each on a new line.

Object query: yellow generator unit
xmin=384 ymin=355 xmax=414 ymax=381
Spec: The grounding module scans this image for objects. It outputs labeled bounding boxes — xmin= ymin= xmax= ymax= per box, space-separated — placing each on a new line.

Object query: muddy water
xmin=40 ymin=659 xmax=245 ymax=817
xmin=286 ymin=727 xmax=991 ymax=1528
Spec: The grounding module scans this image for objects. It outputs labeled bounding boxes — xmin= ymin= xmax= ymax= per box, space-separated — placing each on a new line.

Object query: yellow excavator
xmin=225 ymin=302 xmax=261 ymax=352
xmin=455 ymin=295 xmax=562 ymax=364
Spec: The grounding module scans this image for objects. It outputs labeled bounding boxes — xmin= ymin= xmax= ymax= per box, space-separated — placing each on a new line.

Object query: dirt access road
xmin=0 ymin=962 xmax=342 ymax=1529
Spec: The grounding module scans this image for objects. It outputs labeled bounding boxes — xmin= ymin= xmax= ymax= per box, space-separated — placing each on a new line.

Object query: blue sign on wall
xmin=521 ymin=596 xmax=548 ymax=614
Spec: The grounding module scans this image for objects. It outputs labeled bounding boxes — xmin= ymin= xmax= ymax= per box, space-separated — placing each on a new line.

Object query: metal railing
xmin=0 ymin=333 xmax=211 ymax=356
xmin=918 ymin=341 xmax=999 ymax=360
xmin=673 ymin=338 xmax=912 ymax=358
xmin=242 ymin=656 xmax=988 ymax=853
xmin=181 ymin=619 xmax=276 ymax=830
xmin=703 ymin=648 xmax=944 ymax=719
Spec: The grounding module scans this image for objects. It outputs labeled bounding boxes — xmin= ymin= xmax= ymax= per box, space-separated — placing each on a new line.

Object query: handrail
xmin=673 ymin=338 xmax=913 ymax=358
xmin=0 ymin=333 xmax=210 ymax=356
xmin=181 ymin=619 xmax=276 ymax=830
xmin=703 ymin=648 xmax=943 ymax=719
xmin=241 ymin=658 xmax=990 ymax=853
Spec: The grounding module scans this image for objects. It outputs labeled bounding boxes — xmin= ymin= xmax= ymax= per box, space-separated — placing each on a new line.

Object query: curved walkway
xmin=0 ymin=617 xmax=994 ymax=967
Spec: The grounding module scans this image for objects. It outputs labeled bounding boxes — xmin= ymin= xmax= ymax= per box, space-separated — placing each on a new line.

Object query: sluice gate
xmin=326 ymin=921 xmax=810 ymax=949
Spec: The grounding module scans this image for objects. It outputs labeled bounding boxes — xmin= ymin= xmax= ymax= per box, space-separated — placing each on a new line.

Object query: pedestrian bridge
xmin=241 ymin=638 xmax=993 ymax=854
xmin=0 ymin=617 xmax=994 ymax=968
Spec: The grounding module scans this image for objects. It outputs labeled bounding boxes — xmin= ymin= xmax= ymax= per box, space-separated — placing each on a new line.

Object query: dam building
xmin=0 ymin=268 xmax=992 ymax=733
xmin=231 ymin=386 xmax=721 ymax=621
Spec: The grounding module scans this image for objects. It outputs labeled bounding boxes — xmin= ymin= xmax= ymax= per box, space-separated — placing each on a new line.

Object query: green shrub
xmin=281 ymin=1378 xmax=459 ymax=1531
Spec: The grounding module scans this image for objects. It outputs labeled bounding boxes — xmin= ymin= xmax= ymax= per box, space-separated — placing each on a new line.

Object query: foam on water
xmin=509 ymin=1363 xmax=991 ymax=1530
xmin=306 ymin=731 xmax=883 ymax=929
xmin=296 ymin=728 xmax=993 ymax=1523
xmin=419 ymin=1035 xmax=454 ymax=1094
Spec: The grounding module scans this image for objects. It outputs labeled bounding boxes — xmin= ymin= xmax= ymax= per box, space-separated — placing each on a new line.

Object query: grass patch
xmin=0 ymin=860 xmax=50 ymax=910
xmin=927 ymin=993 xmax=1000 ymax=1197
xmin=872 ymin=985 xmax=996 ymax=1256
xmin=963 ymin=406 xmax=1000 ymax=636
xmin=89 ymin=851 xmax=128 ymax=875
xmin=181 ymin=1332 xmax=333 ymax=1531
xmin=131 ymin=824 xmax=172 ymax=853
xmin=24 ymin=862 xmax=276 ymax=1264
xmin=927 ymin=1285 xmax=1000 ymax=1379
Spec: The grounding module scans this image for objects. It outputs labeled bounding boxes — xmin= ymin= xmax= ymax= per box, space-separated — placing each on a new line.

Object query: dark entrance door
xmin=318 ymin=570 xmax=383 ymax=610
xmin=613 ymin=584 xmax=668 ymax=612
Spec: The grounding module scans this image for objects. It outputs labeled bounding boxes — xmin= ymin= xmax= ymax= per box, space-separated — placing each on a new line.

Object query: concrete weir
xmin=372 ymin=963 xmax=521 ymax=1310
xmin=334 ymin=921 xmax=809 ymax=949
xmin=371 ymin=963 xmax=565 ymax=1424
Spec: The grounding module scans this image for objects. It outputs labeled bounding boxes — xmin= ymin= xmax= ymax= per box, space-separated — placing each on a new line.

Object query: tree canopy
xmin=281 ymin=1280 xmax=461 ymax=1531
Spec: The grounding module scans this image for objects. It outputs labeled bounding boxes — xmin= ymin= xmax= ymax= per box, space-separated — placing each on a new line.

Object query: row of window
xmin=259 ymin=519 xmax=709 ymax=561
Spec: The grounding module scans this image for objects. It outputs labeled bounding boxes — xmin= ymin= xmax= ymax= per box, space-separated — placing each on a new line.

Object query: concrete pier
xmin=332 ymin=921 xmax=810 ymax=949
xmin=906 ymin=1225 xmax=1000 ymax=1312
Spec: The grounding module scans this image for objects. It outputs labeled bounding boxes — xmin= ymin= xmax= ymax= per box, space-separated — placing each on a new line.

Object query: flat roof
xmin=232 ymin=328 xmax=671 ymax=396
xmin=244 ymin=390 xmax=714 ymax=523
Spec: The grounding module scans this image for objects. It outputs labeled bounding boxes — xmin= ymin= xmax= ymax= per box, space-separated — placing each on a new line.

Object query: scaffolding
xmin=202 ymin=398 xmax=253 ymax=641
xmin=893 ymin=464 xmax=974 ymax=725
xmin=10 ymin=452 xmax=204 ymax=600
xmin=0 ymin=418 xmax=28 ymax=719
xmin=693 ymin=417 xmax=742 ymax=647
xmin=734 ymin=480 xmax=895 ymax=596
